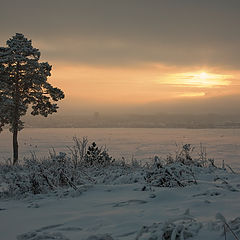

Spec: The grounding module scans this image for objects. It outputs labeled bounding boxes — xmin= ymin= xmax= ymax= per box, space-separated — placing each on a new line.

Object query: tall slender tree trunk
xmin=13 ymin=64 xmax=20 ymax=165
xmin=13 ymin=127 xmax=18 ymax=165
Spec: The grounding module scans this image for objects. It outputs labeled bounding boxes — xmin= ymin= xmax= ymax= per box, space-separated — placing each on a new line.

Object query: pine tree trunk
xmin=13 ymin=127 xmax=18 ymax=165
xmin=13 ymin=64 xmax=20 ymax=165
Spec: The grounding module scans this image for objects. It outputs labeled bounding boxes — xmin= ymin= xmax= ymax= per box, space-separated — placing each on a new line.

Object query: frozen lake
xmin=1 ymin=128 xmax=240 ymax=169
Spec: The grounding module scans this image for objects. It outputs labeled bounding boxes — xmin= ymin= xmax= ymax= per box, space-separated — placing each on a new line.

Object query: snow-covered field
xmin=1 ymin=168 xmax=240 ymax=240
xmin=1 ymin=128 xmax=240 ymax=240
xmin=1 ymin=128 xmax=240 ymax=169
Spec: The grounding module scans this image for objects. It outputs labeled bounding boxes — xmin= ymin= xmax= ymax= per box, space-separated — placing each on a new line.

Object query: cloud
xmin=1 ymin=0 xmax=240 ymax=68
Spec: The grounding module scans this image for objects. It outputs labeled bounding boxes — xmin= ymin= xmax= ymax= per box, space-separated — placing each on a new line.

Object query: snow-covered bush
xmin=1 ymin=152 xmax=85 ymax=197
xmin=136 ymin=210 xmax=202 ymax=240
xmin=0 ymin=141 xmax=233 ymax=198
xmin=145 ymin=162 xmax=196 ymax=187
xmin=136 ymin=211 xmax=240 ymax=240
xmin=145 ymin=144 xmax=222 ymax=188
xmin=0 ymin=139 xmax=117 ymax=197
xmin=166 ymin=144 xmax=207 ymax=167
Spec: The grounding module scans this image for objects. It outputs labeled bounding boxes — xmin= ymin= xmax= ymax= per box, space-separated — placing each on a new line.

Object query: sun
xmin=199 ymin=72 xmax=208 ymax=80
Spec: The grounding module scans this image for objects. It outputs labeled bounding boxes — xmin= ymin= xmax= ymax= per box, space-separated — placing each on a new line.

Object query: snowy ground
xmin=1 ymin=128 xmax=240 ymax=239
xmin=1 ymin=167 xmax=240 ymax=240
xmin=1 ymin=128 xmax=240 ymax=169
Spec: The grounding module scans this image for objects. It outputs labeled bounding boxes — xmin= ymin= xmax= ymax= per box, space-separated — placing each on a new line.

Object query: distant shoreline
xmin=21 ymin=113 xmax=240 ymax=130
xmin=21 ymin=126 xmax=240 ymax=129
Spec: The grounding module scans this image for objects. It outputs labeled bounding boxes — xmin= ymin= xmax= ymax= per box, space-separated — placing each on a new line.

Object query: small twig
xmin=214 ymin=176 xmax=228 ymax=185
xmin=80 ymin=168 xmax=97 ymax=184
xmin=39 ymin=167 xmax=55 ymax=190
xmin=224 ymin=222 xmax=240 ymax=240
xmin=61 ymin=172 xmax=78 ymax=190
xmin=217 ymin=213 xmax=239 ymax=240
xmin=42 ymin=173 xmax=55 ymax=190
xmin=226 ymin=164 xmax=236 ymax=174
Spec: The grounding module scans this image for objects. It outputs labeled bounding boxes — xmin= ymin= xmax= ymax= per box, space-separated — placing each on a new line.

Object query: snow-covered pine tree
xmin=0 ymin=33 xmax=64 ymax=165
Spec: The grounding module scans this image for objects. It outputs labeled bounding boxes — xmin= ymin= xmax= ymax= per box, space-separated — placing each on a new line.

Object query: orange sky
xmin=1 ymin=0 xmax=240 ymax=114
xmin=49 ymin=62 xmax=240 ymax=108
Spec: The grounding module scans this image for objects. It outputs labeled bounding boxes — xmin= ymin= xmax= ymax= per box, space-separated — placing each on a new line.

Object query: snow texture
xmin=1 ymin=142 xmax=240 ymax=240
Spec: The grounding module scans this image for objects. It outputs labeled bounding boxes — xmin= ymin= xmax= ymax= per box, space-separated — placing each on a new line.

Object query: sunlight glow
xmin=161 ymin=71 xmax=232 ymax=88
